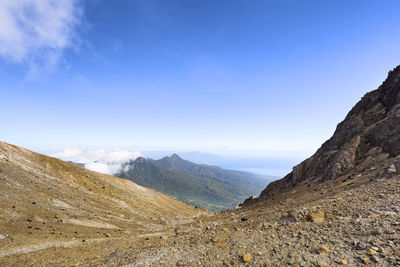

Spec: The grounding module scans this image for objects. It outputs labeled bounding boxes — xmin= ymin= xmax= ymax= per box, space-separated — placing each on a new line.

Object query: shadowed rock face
xmin=261 ymin=65 xmax=400 ymax=199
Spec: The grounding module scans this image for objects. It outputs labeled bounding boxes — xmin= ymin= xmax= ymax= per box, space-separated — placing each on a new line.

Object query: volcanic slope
xmin=0 ymin=141 xmax=203 ymax=266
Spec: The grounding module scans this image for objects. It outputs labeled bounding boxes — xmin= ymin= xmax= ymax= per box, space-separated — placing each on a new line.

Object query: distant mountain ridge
xmin=153 ymin=153 xmax=268 ymax=187
xmin=116 ymin=154 xmax=271 ymax=211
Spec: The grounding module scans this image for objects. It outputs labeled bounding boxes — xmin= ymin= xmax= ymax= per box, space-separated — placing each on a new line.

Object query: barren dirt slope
xmin=0 ymin=141 xmax=204 ymax=266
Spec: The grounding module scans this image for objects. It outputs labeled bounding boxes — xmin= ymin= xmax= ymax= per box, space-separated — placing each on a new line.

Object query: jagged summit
xmin=260 ymin=65 xmax=400 ymax=199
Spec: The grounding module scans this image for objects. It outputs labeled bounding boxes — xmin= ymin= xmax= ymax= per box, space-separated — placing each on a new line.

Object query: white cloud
xmin=53 ymin=148 xmax=145 ymax=175
xmin=0 ymin=0 xmax=83 ymax=66
xmin=55 ymin=148 xmax=83 ymax=158
xmin=85 ymin=162 xmax=120 ymax=175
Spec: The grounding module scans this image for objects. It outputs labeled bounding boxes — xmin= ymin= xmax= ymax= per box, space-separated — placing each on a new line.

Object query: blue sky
xmin=1 ymin=0 xmax=400 ymax=176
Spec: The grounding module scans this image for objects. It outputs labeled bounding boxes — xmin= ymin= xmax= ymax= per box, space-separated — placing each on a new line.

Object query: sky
xmin=1 ymin=0 xmax=400 ymax=176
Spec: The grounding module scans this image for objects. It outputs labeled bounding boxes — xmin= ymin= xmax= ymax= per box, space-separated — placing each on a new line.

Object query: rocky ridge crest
xmin=261 ymin=66 xmax=400 ymax=199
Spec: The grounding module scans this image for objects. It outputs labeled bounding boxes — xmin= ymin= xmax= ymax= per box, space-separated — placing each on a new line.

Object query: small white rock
xmin=388 ymin=164 xmax=397 ymax=173
xmin=0 ymin=234 xmax=9 ymax=239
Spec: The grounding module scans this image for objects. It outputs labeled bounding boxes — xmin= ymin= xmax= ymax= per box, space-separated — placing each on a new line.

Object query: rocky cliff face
xmin=261 ymin=65 xmax=400 ymax=199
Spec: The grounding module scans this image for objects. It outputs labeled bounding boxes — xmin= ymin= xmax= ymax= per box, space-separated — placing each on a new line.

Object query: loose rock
xmin=362 ymin=257 xmax=370 ymax=264
xmin=388 ymin=164 xmax=397 ymax=173
xmin=242 ymin=253 xmax=252 ymax=262
xmin=356 ymin=241 xmax=367 ymax=250
xmin=307 ymin=211 xmax=325 ymax=223
xmin=317 ymin=245 xmax=330 ymax=254
xmin=0 ymin=234 xmax=9 ymax=239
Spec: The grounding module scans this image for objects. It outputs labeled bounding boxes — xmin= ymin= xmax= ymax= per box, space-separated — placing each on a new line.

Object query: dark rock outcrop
xmin=261 ymin=65 xmax=400 ymax=199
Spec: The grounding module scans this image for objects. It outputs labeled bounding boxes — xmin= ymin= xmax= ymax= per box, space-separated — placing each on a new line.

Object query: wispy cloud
xmin=0 ymin=0 xmax=83 ymax=69
xmin=53 ymin=148 xmax=144 ymax=175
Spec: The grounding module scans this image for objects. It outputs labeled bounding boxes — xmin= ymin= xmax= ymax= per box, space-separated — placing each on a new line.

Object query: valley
xmin=1 ymin=66 xmax=400 ymax=266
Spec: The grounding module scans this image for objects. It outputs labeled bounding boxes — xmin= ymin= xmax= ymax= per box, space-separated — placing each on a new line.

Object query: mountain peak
xmin=170 ymin=153 xmax=182 ymax=160
xmin=387 ymin=64 xmax=400 ymax=81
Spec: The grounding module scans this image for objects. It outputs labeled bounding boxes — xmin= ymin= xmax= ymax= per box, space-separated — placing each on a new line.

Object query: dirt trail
xmin=0 ymin=230 xmax=175 ymax=258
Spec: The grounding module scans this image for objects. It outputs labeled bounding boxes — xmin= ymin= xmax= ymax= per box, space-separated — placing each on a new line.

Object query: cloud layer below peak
xmin=0 ymin=0 xmax=83 ymax=65
xmin=53 ymin=148 xmax=144 ymax=175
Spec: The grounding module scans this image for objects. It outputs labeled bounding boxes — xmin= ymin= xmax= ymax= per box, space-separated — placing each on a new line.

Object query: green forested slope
xmin=116 ymin=155 xmax=271 ymax=211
